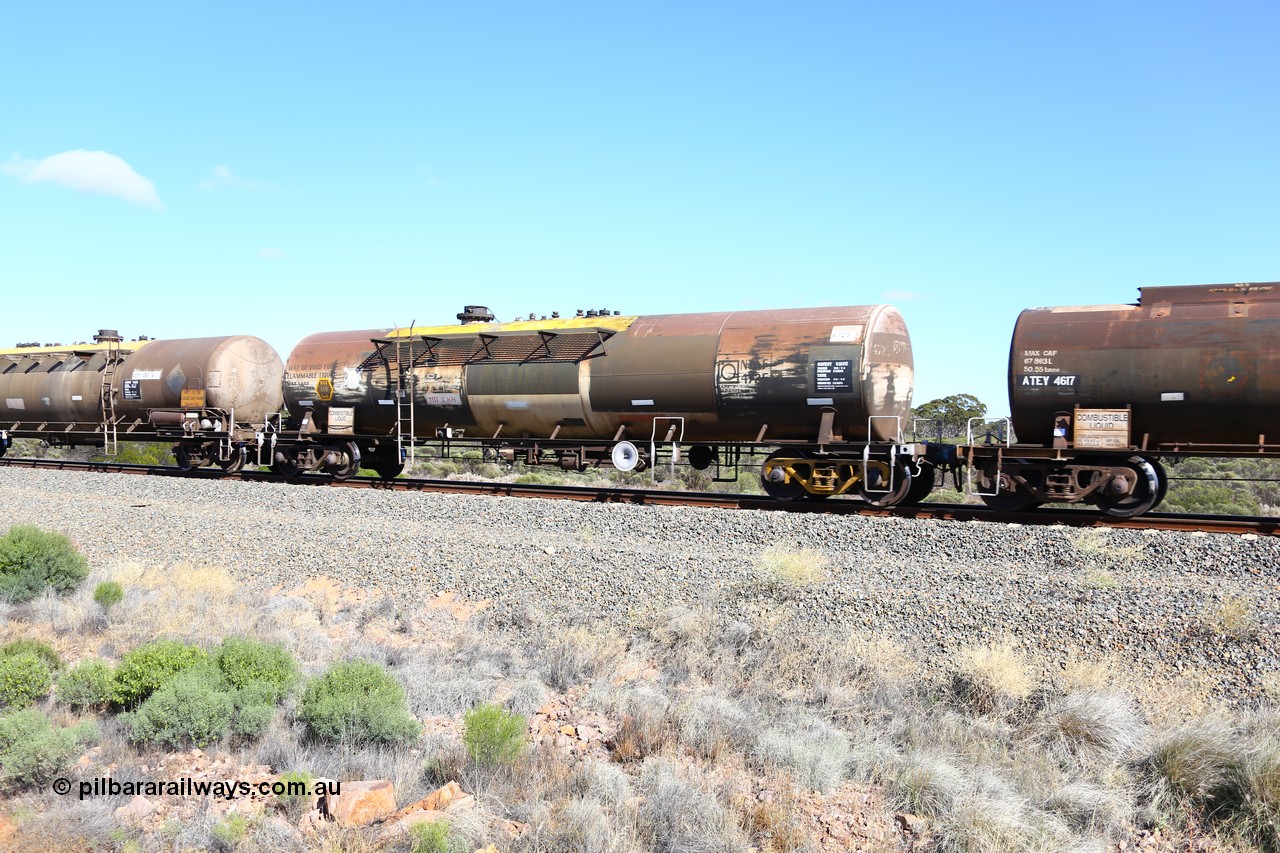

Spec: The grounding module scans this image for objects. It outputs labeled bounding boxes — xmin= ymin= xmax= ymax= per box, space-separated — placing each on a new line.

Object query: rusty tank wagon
xmin=944 ymin=282 xmax=1280 ymax=517
xmin=0 ymin=331 xmax=283 ymax=471
xmin=275 ymin=305 xmax=922 ymax=501
xmin=10 ymin=281 xmax=1278 ymax=521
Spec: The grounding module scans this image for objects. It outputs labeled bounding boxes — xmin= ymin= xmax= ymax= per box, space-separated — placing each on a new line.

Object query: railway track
xmin=2 ymin=455 xmax=1276 ymax=537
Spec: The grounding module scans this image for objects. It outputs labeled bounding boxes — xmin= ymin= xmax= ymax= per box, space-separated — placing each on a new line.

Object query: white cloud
xmin=198 ymin=164 xmax=277 ymax=191
xmin=882 ymin=289 xmax=922 ymax=302
xmin=259 ymin=247 xmax=286 ymax=260
xmin=1 ymin=149 xmax=162 ymax=210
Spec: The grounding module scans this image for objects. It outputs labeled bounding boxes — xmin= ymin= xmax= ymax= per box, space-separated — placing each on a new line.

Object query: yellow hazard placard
xmin=315 ymin=377 xmax=334 ymax=402
xmin=180 ymin=389 xmax=206 ymax=408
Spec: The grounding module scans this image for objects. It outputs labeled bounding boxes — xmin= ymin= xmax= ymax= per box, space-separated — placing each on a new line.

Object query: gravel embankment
xmin=1 ymin=468 xmax=1276 ymax=699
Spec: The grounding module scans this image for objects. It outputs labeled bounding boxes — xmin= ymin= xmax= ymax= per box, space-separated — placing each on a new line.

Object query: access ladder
xmin=394 ymin=334 xmax=415 ymax=465
xmin=99 ymin=338 xmax=122 ymax=456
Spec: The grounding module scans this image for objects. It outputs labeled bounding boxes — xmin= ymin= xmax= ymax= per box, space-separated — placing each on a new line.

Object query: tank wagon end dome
xmin=1009 ymin=280 xmax=1280 ymax=446
xmin=116 ymin=335 xmax=284 ymax=422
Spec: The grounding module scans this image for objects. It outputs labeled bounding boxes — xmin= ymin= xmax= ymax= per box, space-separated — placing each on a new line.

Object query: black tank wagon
xmin=275 ymin=304 xmax=922 ymax=502
xmin=950 ymin=282 xmax=1280 ymax=516
xmin=6 ymin=281 xmax=1278 ymax=521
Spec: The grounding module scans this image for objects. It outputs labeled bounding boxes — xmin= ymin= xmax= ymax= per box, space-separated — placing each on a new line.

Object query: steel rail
xmin=1 ymin=456 xmax=1275 ymax=536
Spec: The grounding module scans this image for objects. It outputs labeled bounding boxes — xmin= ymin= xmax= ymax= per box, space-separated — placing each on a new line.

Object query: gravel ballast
xmin=1 ymin=468 xmax=1276 ymax=700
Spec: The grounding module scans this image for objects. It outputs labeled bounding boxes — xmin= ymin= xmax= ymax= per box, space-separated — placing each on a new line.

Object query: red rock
xmin=390 ymin=781 xmax=472 ymax=820
xmin=115 ymin=795 xmax=155 ymax=823
xmin=298 ymin=807 xmax=324 ymax=834
xmin=325 ymin=780 xmax=397 ymax=827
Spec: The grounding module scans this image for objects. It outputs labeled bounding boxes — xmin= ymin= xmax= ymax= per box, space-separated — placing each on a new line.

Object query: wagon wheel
xmin=270 ymin=456 xmax=301 ymax=477
xmin=366 ymin=449 xmax=404 ymax=480
xmin=760 ymin=449 xmax=808 ymax=502
xmin=215 ymin=446 xmax=246 ymax=474
xmin=859 ymin=460 xmax=914 ymax=507
xmin=977 ymin=460 xmax=1042 ymax=512
xmin=900 ymin=462 xmax=938 ymax=506
xmin=323 ymin=441 xmax=362 ymax=481
xmin=174 ymin=444 xmax=210 ymax=472
xmin=1090 ymin=455 xmax=1165 ymax=518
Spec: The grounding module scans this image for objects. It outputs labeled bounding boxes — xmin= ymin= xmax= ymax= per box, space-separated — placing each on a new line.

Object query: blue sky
xmin=2 ymin=1 xmax=1276 ymax=414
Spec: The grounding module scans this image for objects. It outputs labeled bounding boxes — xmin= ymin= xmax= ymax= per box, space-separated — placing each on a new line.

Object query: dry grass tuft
xmin=1028 ymin=690 xmax=1147 ymax=766
xmin=950 ymin=639 xmax=1035 ymax=714
xmin=637 ymin=758 xmax=750 ymax=851
xmin=540 ymin=797 xmax=639 ymax=853
xmin=676 ymin=690 xmax=761 ymax=761
xmin=1138 ymin=668 xmax=1222 ymax=728
xmin=752 ymin=712 xmax=851 ymax=793
xmin=106 ymin=562 xmax=259 ymax=641
xmin=756 ymin=545 xmax=829 ymax=589
xmin=3 ymin=799 xmax=118 ymax=853
xmin=1203 ymin=595 xmax=1260 ymax=640
xmin=1237 ymin=731 xmax=1280 ymax=850
xmin=1146 ymin=718 xmax=1245 ymax=814
xmin=1043 ymin=779 xmax=1135 ymax=836
xmin=538 ymin=624 xmax=626 ymax=691
xmin=601 ymin=685 xmax=676 ymax=763
xmin=393 ymin=647 xmax=497 ymax=718
xmin=891 ymin=752 xmax=968 ymax=818
xmin=1057 ymin=651 xmax=1127 ymax=694
xmin=1081 ymin=568 xmax=1118 ymax=589
xmin=742 ymin=784 xmax=807 ymax=852
xmin=570 ymin=759 xmax=633 ymax=810
xmin=935 ymin=789 xmax=1069 ymax=853
xmin=1072 ymin=529 xmax=1145 ymax=565
xmin=804 ymin=631 xmax=921 ymax=710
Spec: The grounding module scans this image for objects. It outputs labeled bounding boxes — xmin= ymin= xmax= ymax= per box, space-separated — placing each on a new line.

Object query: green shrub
xmin=58 ymin=659 xmax=114 ymax=710
xmin=92 ymin=581 xmax=124 ymax=611
xmin=215 ymin=637 xmax=298 ymax=701
xmin=0 ymin=708 xmax=97 ymax=790
xmin=462 ymin=703 xmax=527 ymax=765
xmin=112 ymin=640 xmax=209 ymax=707
xmin=0 ymin=653 xmax=53 ymax=709
xmin=513 ymin=471 xmax=563 ymax=486
xmin=410 ymin=819 xmax=465 ymax=853
xmin=0 ymin=638 xmax=63 ymax=671
xmin=419 ymin=461 xmax=460 ymax=478
xmin=0 ymin=525 xmax=90 ymax=603
xmin=231 ymin=698 xmax=276 ymax=740
xmin=94 ymin=442 xmax=175 ymax=467
xmin=1162 ymin=481 xmax=1260 ymax=516
xmin=299 ymin=660 xmax=419 ymax=745
xmin=125 ymin=667 xmax=234 ymax=748
xmin=211 ymin=814 xmax=248 ymax=850
xmin=275 ymin=770 xmax=315 ymax=816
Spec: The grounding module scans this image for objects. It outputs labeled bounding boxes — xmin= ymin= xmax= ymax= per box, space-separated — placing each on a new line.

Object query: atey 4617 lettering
xmin=1020 ymin=374 xmax=1077 ymax=387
